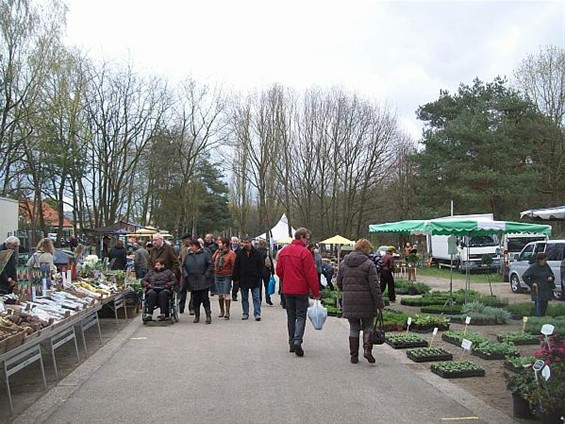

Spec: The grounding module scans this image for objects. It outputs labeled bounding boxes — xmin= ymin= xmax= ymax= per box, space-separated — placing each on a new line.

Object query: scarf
xmin=215 ymin=249 xmax=226 ymax=273
xmin=0 ymin=249 xmax=14 ymax=275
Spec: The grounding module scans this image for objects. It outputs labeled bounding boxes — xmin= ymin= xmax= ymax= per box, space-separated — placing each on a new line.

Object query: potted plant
xmin=504 ymin=335 xmax=565 ymax=422
xmin=410 ymin=314 xmax=450 ymax=333
xmin=497 ymin=331 xmax=540 ymax=346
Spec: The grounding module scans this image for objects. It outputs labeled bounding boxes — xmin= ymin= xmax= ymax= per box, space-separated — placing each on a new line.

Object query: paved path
xmin=13 ymin=293 xmax=514 ymax=424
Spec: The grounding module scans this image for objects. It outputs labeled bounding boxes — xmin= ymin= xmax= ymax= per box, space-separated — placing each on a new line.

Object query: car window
xmin=507 ymin=237 xmax=546 ymax=252
xmin=546 ymin=243 xmax=565 ymax=261
xmin=519 ymin=244 xmax=535 ymax=261
xmin=534 ymin=242 xmax=546 ymax=255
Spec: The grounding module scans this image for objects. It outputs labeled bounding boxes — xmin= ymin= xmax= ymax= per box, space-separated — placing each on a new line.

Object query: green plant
xmin=386 ymin=333 xmax=427 ymax=344
xmin=505 ymin=355 xmax=535 ymax=371
xmin=406 ymin=253 xmax=419 ymax=264
xmin=505 ymin=336 xmax=565 ymax=416
xmin=524 ymin=316 xmax=565 ymax=335
xmin=420 ymin=304 xmax=463 ymax=314
xmin=472 ymin=340 xmax=519 ymax=358
xmin=442 ymin=330 xmax=488 ymax=345
xmin=497 ymin=332 xmax=539 ymax=345
xmin=412 ymin=314 xmax=450 ymax=327
xmin=461 ymin=301 xmax=511 ymax=324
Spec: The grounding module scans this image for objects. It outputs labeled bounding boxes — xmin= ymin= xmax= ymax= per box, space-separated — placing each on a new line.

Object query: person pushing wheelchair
xmin=143 ymin=259 xmax=177 ymax=321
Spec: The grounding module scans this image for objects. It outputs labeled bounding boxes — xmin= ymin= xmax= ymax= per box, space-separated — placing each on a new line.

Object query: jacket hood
xmin=343 ymin=250 xmax=368 ymax=268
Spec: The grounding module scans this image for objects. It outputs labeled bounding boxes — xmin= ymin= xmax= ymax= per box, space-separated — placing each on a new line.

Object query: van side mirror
xmin=513 ymin=254 xmax=519 ymax=261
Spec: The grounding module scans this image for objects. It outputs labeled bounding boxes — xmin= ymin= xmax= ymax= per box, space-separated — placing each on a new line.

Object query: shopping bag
xmin=369 ymin=310 xmax=386 ymax=345
xmin=307 ymin=299 xmax=327 ymax=330
xmin=320 ymin=274 xmax=327 ymax=287
xmin=268 ymin=275 xmax=276 ymax=295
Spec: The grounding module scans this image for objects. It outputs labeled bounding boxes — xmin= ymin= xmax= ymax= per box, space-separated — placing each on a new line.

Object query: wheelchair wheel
xmin=172 ymin=294 xmax=180 ymax=322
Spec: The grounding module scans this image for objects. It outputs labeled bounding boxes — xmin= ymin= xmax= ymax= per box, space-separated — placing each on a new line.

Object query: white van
xmin=501 ymin=233 xmax=548 ymax=282
xmin=508 ymin=239 xmax=565 ymax=298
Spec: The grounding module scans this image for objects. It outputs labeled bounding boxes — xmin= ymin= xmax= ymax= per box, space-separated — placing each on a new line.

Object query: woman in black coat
xmin=337 ymin=239 xmax=385 ymax=364
xmin=183 ymin=240 xmax=213 ymax=323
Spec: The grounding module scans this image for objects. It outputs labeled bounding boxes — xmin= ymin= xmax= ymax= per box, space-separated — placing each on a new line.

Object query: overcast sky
xmin=63 ymin=0 xmax=564 ymax=140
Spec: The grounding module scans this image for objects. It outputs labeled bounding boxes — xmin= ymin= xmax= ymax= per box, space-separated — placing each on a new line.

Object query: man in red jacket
xmin=276 ymin=227 xmax=320 ymax=357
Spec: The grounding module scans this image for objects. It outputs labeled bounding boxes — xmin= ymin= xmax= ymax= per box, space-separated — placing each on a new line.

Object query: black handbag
xmin=369 ymin=310 xmax=386 ymax=345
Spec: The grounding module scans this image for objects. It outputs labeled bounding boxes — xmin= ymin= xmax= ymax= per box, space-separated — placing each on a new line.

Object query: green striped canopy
xmin=369 ymin=219 xmax=552 ymax=236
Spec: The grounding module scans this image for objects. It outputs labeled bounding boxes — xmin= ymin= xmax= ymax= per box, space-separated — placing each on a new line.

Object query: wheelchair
xmin=142 ymin=287 xmax=180 ymax=325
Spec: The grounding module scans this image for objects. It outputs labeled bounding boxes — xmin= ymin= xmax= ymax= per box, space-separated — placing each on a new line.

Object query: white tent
xmin=255 ymin=214 xmax=296 ymax=242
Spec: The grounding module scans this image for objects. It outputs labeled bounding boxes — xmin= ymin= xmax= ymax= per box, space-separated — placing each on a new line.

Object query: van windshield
xmin=468 ymin=235 xmax=498 ymax=247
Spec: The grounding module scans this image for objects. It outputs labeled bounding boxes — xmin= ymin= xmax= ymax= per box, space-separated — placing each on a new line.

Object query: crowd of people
xmin=0 ymin=230 xmax=391 ymax=361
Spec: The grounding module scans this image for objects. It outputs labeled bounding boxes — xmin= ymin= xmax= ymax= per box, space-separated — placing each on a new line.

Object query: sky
xmin=63 ymin=0 xmax=565 ymax=140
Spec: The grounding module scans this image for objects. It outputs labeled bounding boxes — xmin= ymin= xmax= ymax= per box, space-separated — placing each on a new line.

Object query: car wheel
xmin=510 ymin=273 xmax=522 ymax=293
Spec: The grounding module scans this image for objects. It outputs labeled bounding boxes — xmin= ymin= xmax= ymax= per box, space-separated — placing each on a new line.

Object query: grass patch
xmin=418 ymin=267 xmax=504 ymax=284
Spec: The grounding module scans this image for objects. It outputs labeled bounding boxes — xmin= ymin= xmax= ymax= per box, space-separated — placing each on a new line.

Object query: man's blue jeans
xmin=285 ymin=294 xmax=309 ymax=346
xmin=240 ymin=287 xmax=261 ymax=317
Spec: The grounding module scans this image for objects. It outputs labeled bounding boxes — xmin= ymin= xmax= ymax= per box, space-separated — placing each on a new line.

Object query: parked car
xmin=508 ymin=239 xmax=564 ymax=299
xmin=500 ymin=233 xmax=548 ymax=282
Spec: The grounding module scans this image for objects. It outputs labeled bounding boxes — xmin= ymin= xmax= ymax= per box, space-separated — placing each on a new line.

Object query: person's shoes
xmin=255 ymin=316 xmax=261 ymax=321
xmin=289 ymin=345 xmax=296 ymax=353
xmin=232 ymin=296 xmax=238 ymax=301
xmin=210 ymin=293 xmax=215 ymax=297
xmin=224 ymin=314 xmax=230 ymax=320
xmin=142 ymin=314 xmax=152 ymax=322
xmin=179 ymin=309 xmax=184 ymax=314
xmin=294 ymin=344 xmax=304 ymax=357
xmin=205 ymin=314 xmax=212 ymax=324
xmin=193 ymin=315 xmax=200 ymax=323
xmin=218 ymin=312 xmax=224 ymax=318
xmin=389 ymin=299 xmax=396 ymax=303
xmin=266 ymin=298 xmax=273 ymax=306
xmin=158 ymin=315 xmax=170 ymax=321
xmin=189 ymin=310 xmax=195 ymax=315
xmin=241 ymin=315 xmax=249 ymax=320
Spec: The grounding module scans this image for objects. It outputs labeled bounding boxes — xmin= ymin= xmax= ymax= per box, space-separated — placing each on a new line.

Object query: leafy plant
xmin=505 ymin=336 xmax=565 ymax=415
xmin=504 ymin=355 xmax=536 ymax=371
xmin=412 ymin=314 xmax=450 ymax=327
xmin=386 ymin=333 xmax=427 ymax=344
xmin=460 ymin=301 xmax=511 ymax=324
xmin=442 ymin=330 xmax=488 ymax=345
xmin=524 ymin=316 xmax=565 ymax=335
xmin=497 ymin=331 xmax=539 ymax=345
xmin=420 ymin=304 xmax=463 ymax=315
xmin=472 ymin=340 xmax=519 ymax=358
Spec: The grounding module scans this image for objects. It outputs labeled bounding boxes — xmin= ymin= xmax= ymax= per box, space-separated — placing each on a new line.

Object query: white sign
xmin=523 ymin=316 xmax=528 ymax=323
xmin=407 ymin=317 xmax=412 ymax=326
xmin=461 ymin=339 xmax=473 ymax=351
xmin=541 ymin=324 xmax=555 ymax=336
xmin=432 ymin=327 xmax=438 ymax=336
xmin=465 ymin=316 xmax=471 ymax=325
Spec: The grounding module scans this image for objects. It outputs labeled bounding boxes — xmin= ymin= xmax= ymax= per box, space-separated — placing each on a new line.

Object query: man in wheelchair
xmin=143 ymin=259 xmax=177 ymax=321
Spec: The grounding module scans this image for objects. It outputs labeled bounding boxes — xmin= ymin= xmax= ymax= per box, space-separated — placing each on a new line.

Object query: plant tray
xmin=406 ymin=348 xmax=453 ymax=363
xmin=420 ymin=307 xmax=462 ymax=315
xmin=410 ymin=323 xmax=450 ymax=333
xmin=503 ymin=361 xmax=525 ymax=373
xmin=386 ymin=340 xmax=429 ymax=349
xmin=449 ymin=317 xmax=501 ymax=326
xmin=496 ymin=335 xmax=539 ymax=346
xmin=431 ymin=367 xmax=486 ymax=379
xmin=431 ymin=361 xmax=485 ymax=379
xmin=471 ymin=350 xmax=510 ymax=360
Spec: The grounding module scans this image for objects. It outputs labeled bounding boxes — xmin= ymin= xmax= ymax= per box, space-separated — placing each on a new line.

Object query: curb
xmin=11 ymin=317 xmax=142 ymax=424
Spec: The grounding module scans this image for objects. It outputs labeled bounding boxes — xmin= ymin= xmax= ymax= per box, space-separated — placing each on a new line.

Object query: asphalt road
xmin=13 ymin=291 xmax=514 ymax=424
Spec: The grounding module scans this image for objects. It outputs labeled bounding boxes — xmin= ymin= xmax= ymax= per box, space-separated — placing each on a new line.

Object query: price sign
xmin=459 ymin=339 xmax=473 ymax=362
xmin=465 ymin=316 xmax=472 ymax=325
xmin=430 ymin=327 xmax=439 ymax=347
xmin=461 ymin=339 xmax=473 ymax=351
xmin=522 ymin=316 xmax=528 ymax=333
xmin=406 ymin=317 xmax=412 ymax=333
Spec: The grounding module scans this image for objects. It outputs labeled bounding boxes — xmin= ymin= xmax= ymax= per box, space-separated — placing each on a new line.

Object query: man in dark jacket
xmin=380 ymin=247 xmax=396 ymax=302
xmin=522 ymin=252 xmax=555 ymax=317
xmin=233 ymin=237 xmax=263 ymax=320
xmin=149 ymin=233 xmax=180 ymax=279
xmin=183 ymin=240 xmax=213 ymax=324
xmin=276 ymin=228 xmax=320 ymax=357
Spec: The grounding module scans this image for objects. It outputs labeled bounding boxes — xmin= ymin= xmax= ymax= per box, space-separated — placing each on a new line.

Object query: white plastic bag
xmin=307 ymin=299 xmax=327 ymax=330
xmin=320 ymin=274 xmax=328 ymax=287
